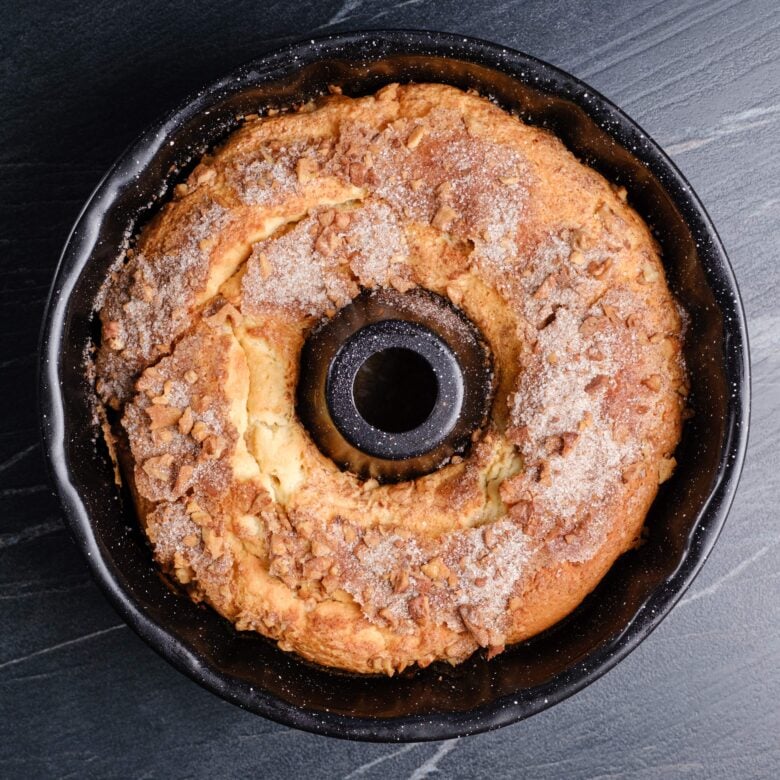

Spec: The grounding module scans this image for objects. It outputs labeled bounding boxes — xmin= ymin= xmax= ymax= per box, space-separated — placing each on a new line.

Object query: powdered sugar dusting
xmin=242 ymin=201 xmax=411 ymax=317
xmin=97 ymin=201 xmax=231 ymax=404
xmin=146 ymin=499 xmax=235 ymax=601
xmin=228 ymin=140 xmax=313 ymax=206
xmin=500 ymin=234 xmax=645 ymax=561
xmin=241 ymin=215 xmax=353 ymax=316
xmin=342 ymin=201 xmax=409 ymax=286
xmin=319 ymin=518 xmax=532 ymax=640
xmin=363 ymin=108 xmax=532 ymax=244
xmin=122 ymin=326 xmax=237 ymax=503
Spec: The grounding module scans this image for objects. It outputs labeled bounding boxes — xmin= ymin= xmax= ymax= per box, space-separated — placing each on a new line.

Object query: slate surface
xmin=1 ymin=0 xmax=778 ymax=777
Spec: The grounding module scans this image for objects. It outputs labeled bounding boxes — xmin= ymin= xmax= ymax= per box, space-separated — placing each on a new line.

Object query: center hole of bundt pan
xmin=353 ymin=347 xmax=439 ymax=433
xmin=297 ymin=288 xmax=494 ymax=483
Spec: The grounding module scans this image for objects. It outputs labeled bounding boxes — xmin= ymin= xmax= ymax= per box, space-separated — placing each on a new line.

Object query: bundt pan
xmin=39 ymin=30 xmax=749 ymax=741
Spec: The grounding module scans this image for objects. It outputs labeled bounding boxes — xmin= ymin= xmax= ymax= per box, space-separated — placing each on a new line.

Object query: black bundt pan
xmin=39 ymin=30 xmax=749 ymax=741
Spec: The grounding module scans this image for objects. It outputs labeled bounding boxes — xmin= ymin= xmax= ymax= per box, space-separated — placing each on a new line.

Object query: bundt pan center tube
xmin=298 ymin=288 xmax=494 ymax=481
xmin=39 ymin=31 xmax=749 ymax=740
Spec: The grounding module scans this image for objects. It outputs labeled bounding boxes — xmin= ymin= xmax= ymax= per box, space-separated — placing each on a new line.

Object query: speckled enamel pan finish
xmin=39 ymin=30 xmax=749 ymax=741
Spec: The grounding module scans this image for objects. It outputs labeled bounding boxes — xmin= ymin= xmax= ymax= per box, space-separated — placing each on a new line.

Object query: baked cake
xmin=95 ymin=83 xmax=688 ymax=674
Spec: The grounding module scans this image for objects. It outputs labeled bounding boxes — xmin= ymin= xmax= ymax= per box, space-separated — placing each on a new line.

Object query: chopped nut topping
xmin=458 ymin=606 xmax=490 ymax=646
xmin=640 ymin=264 xmax=660 ymax=284
xmin=104 ymin=320 xmax=124 ymax=350
xmin=173 ymin=553 xmax=194 ymax=584
xmin=389 ymin=274 xmax=415 ymax=293
xmin=202 ymin=527 xmax=224 ymax=557
xmin=533 ymin=274 xmax=557 ymax=300
xmin=580 ymin=316 xmax=605 ymax=337
xmin=585 ymin=374 xmax=609 ymax=394
xmin=174 ymin=464 xmax=194 ymax=494
xmin=201 ymin=435 xmax=226 ymax=459
xmin=195 ymin=167 xmax=216 ymax=186
xmin=178 ymin=406 xmax=194 ymax=435
xmin=310 ymin=539 xmax=331 ymax=557
xmin=406 ymin=124 xmax=426 ymax=149
xmin=421 ymin=557 xmax=451 ymax=581
xmin=431 ymin=205 xmax=458 ymax=231
xmin=586 ymin=346 xmax=605 ymax=361
xmin=378 ymin=607 xmax=398 ymax=627
xmin=544 ymin=435 xmax=563 ymax=455
xmin=257 ymin=252 xmax=272 ymax=279
xmin=190 ymin=421 xmax=211 ymax=442
xmin=342 ymin=525 xmax=358 ymax=544
xmin=408 ymin=595 xmax=430 ymax=623
xmin=295 ymin=156 xmax=319 ymax=184
xmin=601 ymin=302 xmax=621 ymax=325
xmin=587 ymin=259 xmax=611 ymax=278
xmin=436 ymin=181 xmax=453 ymax=201
xmin=147 ymin=405 xmax=182 ymax=430
xmin=315 ymin=228 xmax=341 ymax=256
xmin=155 ymin=429 xmax=173 ymax=444
xmin=334 ymin=211 xmax=351 ymax=230
xmin=142 ymin=453 xmax=175 ymax=482
xmin=362 ymin=529 xmax=383 ymax=549
xmin=622 ymin=463 xmax=645 ymax=483
xmin=303 ymin=556 xmax=332 ymax=580
xmin=318 ymin=209 xmax=335 ymax=227
xmin=349 ymin=162 xmax=368 ymax=186
xmin=390 ymin=568 xmax=410 ymax=594
xmin=642 ymin=374 xmax=663 ymax=392
xmin=579 ymin=411 xmax=594 ymax=431
xmin=508 ymin=499 xmax=533 ymax=525
xmin=321 ymin=575 xmax=340 ymax=593
xmin=269 ymin=533 xmax=287 ymax=556
xmin=561 ymin=431 xmax=579 ymax=456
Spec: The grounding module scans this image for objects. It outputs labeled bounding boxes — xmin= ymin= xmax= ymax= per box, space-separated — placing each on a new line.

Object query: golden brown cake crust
xmin=96 ymin=83 xmax=687 ymax=674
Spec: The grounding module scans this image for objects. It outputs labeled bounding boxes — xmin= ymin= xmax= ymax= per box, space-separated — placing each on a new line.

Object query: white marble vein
xmin=344 ymin=744 xmax=418 ymax=778
xmin=0 ymin=624 xmax=126 ymax=672
xmin=0 ymin=442 xmax=39 ymax=474
xmin=665 ymin=104 xmax=780 ymax=155
xmin=407 ymin=740 xmax=459 ymax=780
xmin=676 ymin=542 xmax=777 ymax=608
xmin=0 ymin=517 xmax=63 ymax=550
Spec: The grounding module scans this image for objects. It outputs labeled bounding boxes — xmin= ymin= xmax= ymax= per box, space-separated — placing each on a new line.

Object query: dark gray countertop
xmin=1 ymin=0 xmax=778 ymax=777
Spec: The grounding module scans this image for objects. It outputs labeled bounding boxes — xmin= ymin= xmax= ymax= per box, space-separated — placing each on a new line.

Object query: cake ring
xmin=95 ymin=83 xmax=687 ymax=674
